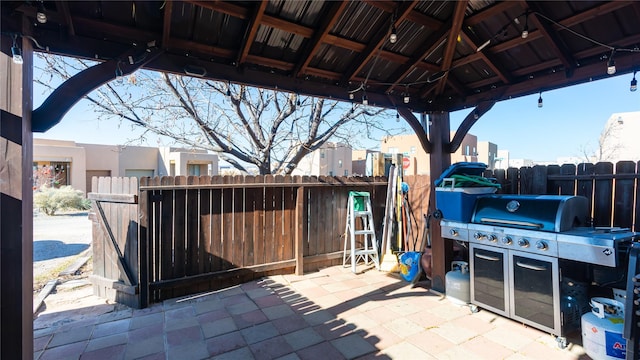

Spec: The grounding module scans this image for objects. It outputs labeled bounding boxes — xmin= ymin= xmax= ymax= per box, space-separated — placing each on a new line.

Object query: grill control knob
xmin=488 ymin=234 xmax=498 ymax=243
xmin=536 ymin=241 xmax=548 ymax=251
xmin=474 ymin=232 xmax=485 ymax=240
xmin=449 ymin=229 xmax=459 ymax=237
xmin=518 ymin=238 xmax=530 ymax=248
xmin=502 ymin=236 xmax=512 ymax=245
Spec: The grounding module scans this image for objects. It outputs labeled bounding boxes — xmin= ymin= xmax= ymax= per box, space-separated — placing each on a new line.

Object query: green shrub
xmin=34 ymin=186 xmax=90 ymax=216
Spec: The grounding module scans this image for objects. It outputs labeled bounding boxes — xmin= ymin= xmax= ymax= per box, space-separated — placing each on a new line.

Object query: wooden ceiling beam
xmin=161 ymin=0 xmax=172 ymax=49
xmin=294 ymin=1 xmax=348 ymax=78
xmin=460 ymin=32 xmax=509 ymax=84
xmin=341 ymin=1 xmax=417 ymax=85
xmin=524 ymin=1 xmax=576 ymax=76
xmin=465 ymin=2 xmax=520 ymax=26
xmin=435 ymin=1 xmax=468 ymax=95
xmin=54 ymin=0 xmax=75 ymax=36
xmin=237 ymin=0 xmax=267 ymax=65
xmin=384 ymin=20 xmax=450 ymax=94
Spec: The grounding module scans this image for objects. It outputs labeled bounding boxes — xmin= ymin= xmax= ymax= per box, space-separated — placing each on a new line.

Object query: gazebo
xmin=2 ymin=1 xmax=640 ymax=357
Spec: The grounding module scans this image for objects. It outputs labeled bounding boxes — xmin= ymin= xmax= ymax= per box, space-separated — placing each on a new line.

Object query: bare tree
xmin=578 ymin=116 xmax=624 ymax=163
xmin=35 ymin=54 xmax=403 ymax=175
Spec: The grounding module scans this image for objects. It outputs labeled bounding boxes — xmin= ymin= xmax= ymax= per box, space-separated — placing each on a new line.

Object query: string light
xmin=390 ymin=25 xmax=397 ymax=44
xmin=607 ymin=49 xmax=616 ymax=75
xmin=396 ymin=110 xmax=400 ymax=122
xmin=521 ymin=11 xmax=529 ymax=39
xmin=537 ymin=92 xmax=543 ymax=108
xmin=36 ymin=1 xmax=47 ymax=24
xmin=362 ymin=93 xmax=368 ymax=106
xmin=226 ymin=81 xmax=231 ymax=97
xmin=11 ymin=34 xmax=23 ymax=64
xmin=631 ymin=71 xmax=637 ymax=92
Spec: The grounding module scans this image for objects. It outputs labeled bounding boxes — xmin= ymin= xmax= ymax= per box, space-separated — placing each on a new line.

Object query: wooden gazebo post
xmin=0 ymin=18 xmax=34 ymax=359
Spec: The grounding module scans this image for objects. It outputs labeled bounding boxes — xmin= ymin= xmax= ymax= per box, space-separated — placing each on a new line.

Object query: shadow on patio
xmin=33 ymin=265 xmax=589 ymax=359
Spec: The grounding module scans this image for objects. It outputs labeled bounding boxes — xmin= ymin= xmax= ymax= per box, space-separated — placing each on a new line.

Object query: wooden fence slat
xmin=233 ymin=175 xmax=245 ymax=267
xmin=559 ymin=164 xmax=577 ymax=195
xmin=264 ymin=175 xmax=276 ymax=263
xmin=613 ymin=161 xmax=636 ymax=229
xmin=160 ymin=176 xmax=175 ymax=300
xmin=186 ymin=176 xmax=199 ymax=277
xmin=243 ymin=176 xmax=256 ymax=267
xmin=593 ymin=162 xmax=614 ymax=227
xmin=173 ymin=177 xmax=187 ymax=285
xmin=222 ymin=176 xmax=234 ymax=270
xmin=254 ymin=175 xmax=265 ymax=265
xmin=211 ymin=176 xmax=223 ymax=273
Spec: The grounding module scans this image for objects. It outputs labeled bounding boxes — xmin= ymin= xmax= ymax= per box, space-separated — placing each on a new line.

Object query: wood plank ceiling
xmin=3 ymin=0 xmax=640 ymax=114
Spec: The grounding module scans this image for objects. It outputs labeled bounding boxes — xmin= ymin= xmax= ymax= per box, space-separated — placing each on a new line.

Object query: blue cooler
xmin=435 ymin=162 xmax=498 ymax=222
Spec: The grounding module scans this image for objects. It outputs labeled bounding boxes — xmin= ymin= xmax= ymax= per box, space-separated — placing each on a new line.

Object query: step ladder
xmin=343 ymin=191 xmax=380 ymax=273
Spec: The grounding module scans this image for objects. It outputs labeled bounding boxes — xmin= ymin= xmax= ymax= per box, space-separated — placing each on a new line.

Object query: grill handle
xmin=479 ymin=217 xmax=544 ymax=229
xmin=475 ymin=253 xmax=500 ymax=262
xmin=515 ymin=261 xmax=547 ymax=271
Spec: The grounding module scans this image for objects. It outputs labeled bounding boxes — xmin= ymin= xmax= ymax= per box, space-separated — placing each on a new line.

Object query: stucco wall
xmin=33 ymin=139 xmax=87 ymax=193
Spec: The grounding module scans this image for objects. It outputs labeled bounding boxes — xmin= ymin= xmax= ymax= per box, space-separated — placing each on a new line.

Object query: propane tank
xmin=581 ymin=297 xmax=626 ymax=360
xmin=445 ymin=261 xmax=470 ymax=305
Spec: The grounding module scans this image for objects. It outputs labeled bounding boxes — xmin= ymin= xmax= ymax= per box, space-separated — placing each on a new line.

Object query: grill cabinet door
xmin=509 ymin=252 xmax=560 ymax=336
xmin=470 ymin=244 xmax=509 ymax=317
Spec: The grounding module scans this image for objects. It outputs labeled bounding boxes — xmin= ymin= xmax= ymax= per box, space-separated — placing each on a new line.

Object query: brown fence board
xmin=282 ymin=175 xmax=294 ymax=261
xmin=264 ymin=175 xmax=277 ymax=263
xmin=254 ymin=175 xmax=266 ymax=265
xmin=593 ymin=162 xmax=614 ymax=227
xmin=233 ymin=175 xmax=245 ymax=267
xmin=273 ymin=175 xmax=285 ymax=262
xmin=222 ymin=176 xmax=234 ymax=270
xmin=187 ymin=176 xmax=199 ymax=276
xmin=559 ymin=164 xmax=577 ymax=196
xmin=210 ymin=176 xmax=224 ymax=273
xmin=174 ymin=176 xmax=187 ymax=281
xmin=613 ymin=161 xmax=636 ymax=229
xmin=243 ymin=176 xmax=256 ymax=267
xmin=576 ymin=163 xmax=596 ymax=222
xmin=160 ymin=176 xmax=175 ymax=300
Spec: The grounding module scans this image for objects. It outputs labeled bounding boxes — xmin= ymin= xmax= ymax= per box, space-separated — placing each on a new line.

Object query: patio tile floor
xmin=33 ymin=265 xmax=590 ymax=359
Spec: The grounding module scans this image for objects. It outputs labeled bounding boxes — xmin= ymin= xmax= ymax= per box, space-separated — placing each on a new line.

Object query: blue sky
xmin=34 ymin=71 xmax=639 ymax=162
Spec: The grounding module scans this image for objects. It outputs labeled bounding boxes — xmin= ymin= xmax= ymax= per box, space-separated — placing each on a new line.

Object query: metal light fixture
xmin=36 ymin=1 xmax=47 ymax=24
xmin=537 ymin=92 xmax=543 ymax=108
xmin=390 ymin=25 xmax=397 ymax=44
xmin=348 ymin=92 xmax=354 ymax=100
xmin=403 ymin=94 xmax=410 ymax=104
xmin=473 ymin=110 xmax=479 ymax=120
xmin=11 ymin=34 xmax=23 ymax=64
xmin=607 ymin=49 xmax=616 ymax=75
xmin=396 ymin=111 xmax=400 ymax=122
xmin=521 ymin=11 xmax=529 ymax=39
xmin=226 ymin=81 xmax=231 ymax=97
xmin=631 ymin=72 xmax=637 ymax=92
xmin=296 ymin=93 xmax=301 ymax=106
xmin=362 ymin=93 xmax=368 ymax=106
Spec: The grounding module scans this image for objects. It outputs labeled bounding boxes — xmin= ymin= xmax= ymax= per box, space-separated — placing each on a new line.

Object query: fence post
xmin=295 ymin=179 xmax=305 ymax=275
xmin=139 ymin=177 xmax=149 ymax=308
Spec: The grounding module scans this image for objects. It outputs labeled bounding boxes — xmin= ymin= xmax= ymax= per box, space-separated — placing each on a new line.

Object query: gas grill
xmin=440 ymin=194 xmax=638 ymax=348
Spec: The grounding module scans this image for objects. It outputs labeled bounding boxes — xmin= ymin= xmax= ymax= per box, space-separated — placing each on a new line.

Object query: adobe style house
xmin=33 ymin=139 xmax=219 ymax=194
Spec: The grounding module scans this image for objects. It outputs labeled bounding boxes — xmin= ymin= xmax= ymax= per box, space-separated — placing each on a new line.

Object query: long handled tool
xmin=380 ymin=165 xmax=399 ymax=272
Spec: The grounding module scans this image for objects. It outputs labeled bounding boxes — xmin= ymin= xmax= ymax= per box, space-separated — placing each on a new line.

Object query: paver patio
xmin=33 ymin=265 xmax=589 ymax=359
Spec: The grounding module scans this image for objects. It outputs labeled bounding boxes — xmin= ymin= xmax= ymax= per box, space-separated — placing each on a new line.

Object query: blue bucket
xmin=399 ymin=252 xmax=421 ymax=282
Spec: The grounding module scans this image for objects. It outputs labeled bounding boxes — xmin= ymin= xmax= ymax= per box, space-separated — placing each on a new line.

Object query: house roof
xmin=3 ymin=1 xmax=640 ymax=114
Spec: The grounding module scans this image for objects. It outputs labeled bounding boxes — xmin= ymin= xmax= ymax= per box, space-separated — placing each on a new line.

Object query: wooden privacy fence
xmin=137 ymin=175 xmax=397 ymax=305
xmin=88 ymin=161 xmax=639 ymax=308
xmin=487 ymin=161 xmax=640 ymax=231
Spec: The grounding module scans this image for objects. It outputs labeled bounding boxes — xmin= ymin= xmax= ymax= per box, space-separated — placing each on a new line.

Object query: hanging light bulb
xmin=11 ymin=34 xmax=23 ymax=65
xmin=473 ymin=110 xmax=479 ymax=120
xmin=362 ymin=93 xmax=368 ymax=106
xmin=36 ymin=1 xmax=47 ymax=24
xmin=390 ymin=25 xmax=397 ymax=44
xmin=607 ymin=49 xmax=616 ymax=75
xmin=226 ymin=82 xmax=231 ymax=97
xmin=396 ymin=111 xmax=400 ymax=122
xmin=403 ymin=94 xmax=410 ymax=104
xmin=631 ymin=72 xmax=638 ymax=92
xmin=521 ymin=12 xmax=529 ymax=39
xmin=296 ymin=93 xmax=301 ymax=106
xmin=348 ymin=92 xmax=354 ymax=100
xmin=537 ymin=92 xmax=543 ymax=108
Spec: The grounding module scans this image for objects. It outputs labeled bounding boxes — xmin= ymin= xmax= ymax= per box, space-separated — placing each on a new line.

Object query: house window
xmin=344 ymin=170 xmax=349 ymax=176
xmin=188 ymin=164 xmax=201 ymax=176
xmin=410 ymin=146 xmax=416 ymax=154
xmin=338 ymin=160 xmax=343 ymax=168
xmin=320 ymin=152 xmax=325 ymax=159
xmin=465 ymin=145 xmax=470 ymax=156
